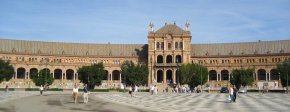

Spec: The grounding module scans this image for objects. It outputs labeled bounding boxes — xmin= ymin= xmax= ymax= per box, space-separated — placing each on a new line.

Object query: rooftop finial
xmin=185 ymin=20 xmax=190 ymax=31
xmin=165 ymin=22 xmax=167 ymax=25
xmin=174 ymin=21 xmax=176 ymax=25
xmin=149 ymin=21 xmax=154 ymax=32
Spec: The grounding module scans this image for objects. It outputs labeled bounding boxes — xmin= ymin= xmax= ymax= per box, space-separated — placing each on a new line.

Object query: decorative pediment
xmin=254 ymin=50 xmax=258 ymax=55
xmin=12 ymin=48 xmax=16 ymax=53
xmin=229 ymin=51 xmax=233 ymax=55
xmin=37 ymin=49 xmax=41 ymax=54
xmin=280 ymin=49 xmax=284 ymax=53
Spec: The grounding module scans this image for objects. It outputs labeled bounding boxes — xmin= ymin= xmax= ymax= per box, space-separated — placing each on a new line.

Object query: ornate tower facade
xmin=148 ymin=22 xmax=192 ymax=85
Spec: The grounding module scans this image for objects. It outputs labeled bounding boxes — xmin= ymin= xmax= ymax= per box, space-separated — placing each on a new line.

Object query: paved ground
xmin=96 ymin=92 xmax=290 ymax=112
xmin=1 ymin=92 xmax=289 ymax=112
xmin=0 ymin=92 xmax=151 ymax=112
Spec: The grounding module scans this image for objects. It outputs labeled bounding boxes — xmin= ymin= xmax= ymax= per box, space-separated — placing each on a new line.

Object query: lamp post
xmin=287 ymin=61 xmax=289 ymax=94
xmin=150 ymin=58 xmax=153 ymax=84
xmin=43 ymin=58 xmax=48 ymax=91
xmin=176 ymin=59 xmax=179 ymax=85
xmin=200 ymin=66 xmax=202 ymax=93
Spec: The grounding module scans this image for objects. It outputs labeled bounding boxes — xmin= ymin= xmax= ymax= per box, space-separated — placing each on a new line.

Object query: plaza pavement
xmin=0 ymin=91 xmax=151 ymax=112
xmin=96 ymin=92 xmax=290 ymax=112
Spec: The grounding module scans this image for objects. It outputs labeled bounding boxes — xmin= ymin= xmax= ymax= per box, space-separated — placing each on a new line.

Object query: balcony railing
xmin=155 ymin=63 xmax=182 ymax=67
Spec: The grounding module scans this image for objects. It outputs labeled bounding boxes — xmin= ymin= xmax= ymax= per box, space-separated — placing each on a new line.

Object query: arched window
xmin=166 ymin=55 xmax=173 ymax=63
xmin=157 ymin=55 xmax=163 ymax=63
xmin=156 ymin=42 xmax=160 ymax=49
xmin=168 ymin=43 xmax=171 ymax=50
xmin=179 ymin=42 xmax=183 ymax=49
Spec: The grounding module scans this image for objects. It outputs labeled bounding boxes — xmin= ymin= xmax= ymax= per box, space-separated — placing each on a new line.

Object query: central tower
xmin=148 ymin=21 xmax=192 ymax=85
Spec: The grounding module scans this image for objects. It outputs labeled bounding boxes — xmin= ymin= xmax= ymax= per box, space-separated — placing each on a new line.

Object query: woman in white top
xmin=40 ymin=85 xmax=44 ymax=96
xmin=72 ymin=84 xmax=79 ymax=104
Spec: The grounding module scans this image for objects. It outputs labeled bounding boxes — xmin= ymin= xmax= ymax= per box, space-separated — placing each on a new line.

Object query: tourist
xmin=5 ymin=85 xmax=9 ymax=92
xmin=39 ymin=85 xmax=44 ymax=96
xmin=72 ymin=84 xmax=79 ymax=104
xmin=150 ymin=85 xmax=154 ymax=95
xmin=229 ymin=85 xmax=234 ymax=103
xmin=83 ymin=84 xmax=89 ymax=103
xmin=233 ymin=85 xmax=237 ymax=102
xmin=133 ymin=85 xmax=138 ymax=97
xmin=154 ymin=85 xmax=158 ymax=95
xmin=129 ymin=85 xmax=133 ymax=97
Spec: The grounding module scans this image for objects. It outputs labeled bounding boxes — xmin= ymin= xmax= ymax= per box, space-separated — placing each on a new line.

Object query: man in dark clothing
xmin=233 ymin=86 xmax=238 ymax=102
xmin=83 ymin=84 xmax=89 ymax=103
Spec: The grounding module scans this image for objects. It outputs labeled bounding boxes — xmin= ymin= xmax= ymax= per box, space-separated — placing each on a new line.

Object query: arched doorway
xmin=54 ymin=69 xmax=62 ymax=79
xmin=112 ymin=70 xmax=120 ymax=80
xmin=258 ymin=69 xmax=266 ymax=80
xmin=270 ymin=69 xmax=279 ymax=80
xmin=157 ymin=70 xmax=163 ymax=83
xmin=17 ymin=68 xmax=26 ymax=79
xmin=209 ymin=70 xmax=217 ymax=80
xmin=103 ymin=70 xmax=109 ymax=80
xmin=66 ymin=69 xmax=74 ymax=80
xmin=176 ymin=55 xmax=182 ymax=63
xmin=166 ymin=55 xmax=173 ymax=63
xmin=157 ymin=55 xmax=163 ymax=63
xmin=29 ymin=68 xmax=38 ymax=79
xmin=166 ymin=70 xmax=173 ymax=83
xmin=221 ymin=70 xmax=229 ymax=80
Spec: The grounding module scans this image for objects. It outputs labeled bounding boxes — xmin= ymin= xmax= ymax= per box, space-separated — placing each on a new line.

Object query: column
xmin=76 ymin=73 xmax=78 ymax=80
xmin=268 ymin=73 xmax=271 ymax=80
xmin=208 ymin=74 xmax=209 ymax=82
xmin=73 ymin=73 xmax=76 ymax=80
xmin=119 ymin=73 xmax=121 ymax=82
xmin=255 ymin=72 xmax=258 ymax=81
xmin=15 ymin=69 xmax=17 ymax=79
xmin=216 ymin=73 xmax=218 ymax=81
xmin=173 ymin=69 xmax=176 ymax=84
xmin=163 ymin=69 xmax=166 ymax=84
xmin=266 ymin=73 xmax=268 ymax=81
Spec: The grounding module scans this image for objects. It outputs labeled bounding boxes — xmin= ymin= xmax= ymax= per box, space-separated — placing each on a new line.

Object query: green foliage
xmin=179 ymin=63 xmax=208 ymax=88
xmin=121 ymin=61 xmax=148 ymax=86
xmin=32 ymin=69 xmax=54 ymax=86
xmin=77 ymin=63 xmax=105 ymax=89
xmin=0 ymin=59 xmax=15 ymax=83
xmin=230 ymin=68 xmax=255 ymax=89
xmin=47 ymin=88 xmax=63 ymax=91
xmin=277 ymin=60 xmax=290 ymax=87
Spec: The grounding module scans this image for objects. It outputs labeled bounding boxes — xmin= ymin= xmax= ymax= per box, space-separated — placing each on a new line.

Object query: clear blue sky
xmin=0 ymin=0 xmax=289 ymax=44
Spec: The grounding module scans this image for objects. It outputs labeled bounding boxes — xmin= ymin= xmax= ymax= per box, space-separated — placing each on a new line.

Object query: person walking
xmin=229 ymin=85 xmax=234 ymax=103
xmin=83 ymin=84 xmax=89 ymax=103
xmin=5 ymin=85 xmax=9 ymax=92
xmin=233 ymin=86 xmax=238 ymax=102
xmin=72 ymin=84 xmax=79 ymax=104
xmin=133 ymin=85 xmax=138 ymax=97
xmin=128 ymin=85 xmax=133 ymax=97
xmin=39 ymin=85 xmax=44 ymax=96
xmin=150 ymin=85 xmax=154 ymax=95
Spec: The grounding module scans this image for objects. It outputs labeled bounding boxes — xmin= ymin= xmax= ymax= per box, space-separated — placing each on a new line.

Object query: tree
xmin=0 ymin=59 xmax=15 ymax=83
xmin=121 ymin=61 xmax=148 ymax=86
xmin=230 ymin=68 xmax=255 ymax=90
xmin=32 ymin=69 xmax=54 ymax=86
xmin=277 ymin=60 xmax=290 ymax=93
xmin=77 ymin=63 xmax=105 ymax=89
xmin=179 ymin=63 xmax=208 ymax=88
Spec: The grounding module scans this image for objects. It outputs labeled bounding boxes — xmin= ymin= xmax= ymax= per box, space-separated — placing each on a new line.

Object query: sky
xmin=0 ymin=0 xmax=290 ymax=44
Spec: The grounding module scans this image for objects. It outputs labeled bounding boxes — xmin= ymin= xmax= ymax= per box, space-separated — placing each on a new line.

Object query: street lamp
xmin=200 ymin=66 xmax=202 ymax=93
xmin=150 ymin=57 xmax=153 ymax=84
xmin=43 ymin=58 xmax=48 ymax=91
xmin=176 ymin=59 xmax=179 ymax=85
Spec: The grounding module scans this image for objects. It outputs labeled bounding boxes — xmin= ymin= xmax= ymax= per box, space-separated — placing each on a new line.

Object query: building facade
xmin=1 ymin=22 xmax=290 ymax=89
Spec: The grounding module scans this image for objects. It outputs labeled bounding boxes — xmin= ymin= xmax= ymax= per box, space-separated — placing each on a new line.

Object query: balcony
xmin=155 ymin=63 xmax=182 ymax=67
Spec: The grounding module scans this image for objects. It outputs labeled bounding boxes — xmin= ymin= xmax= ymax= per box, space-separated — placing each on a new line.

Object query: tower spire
xmin=185 ymin=20 xmax=190 ymax=31
xmin=149 ymin=21 xmax=154 ymax=32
